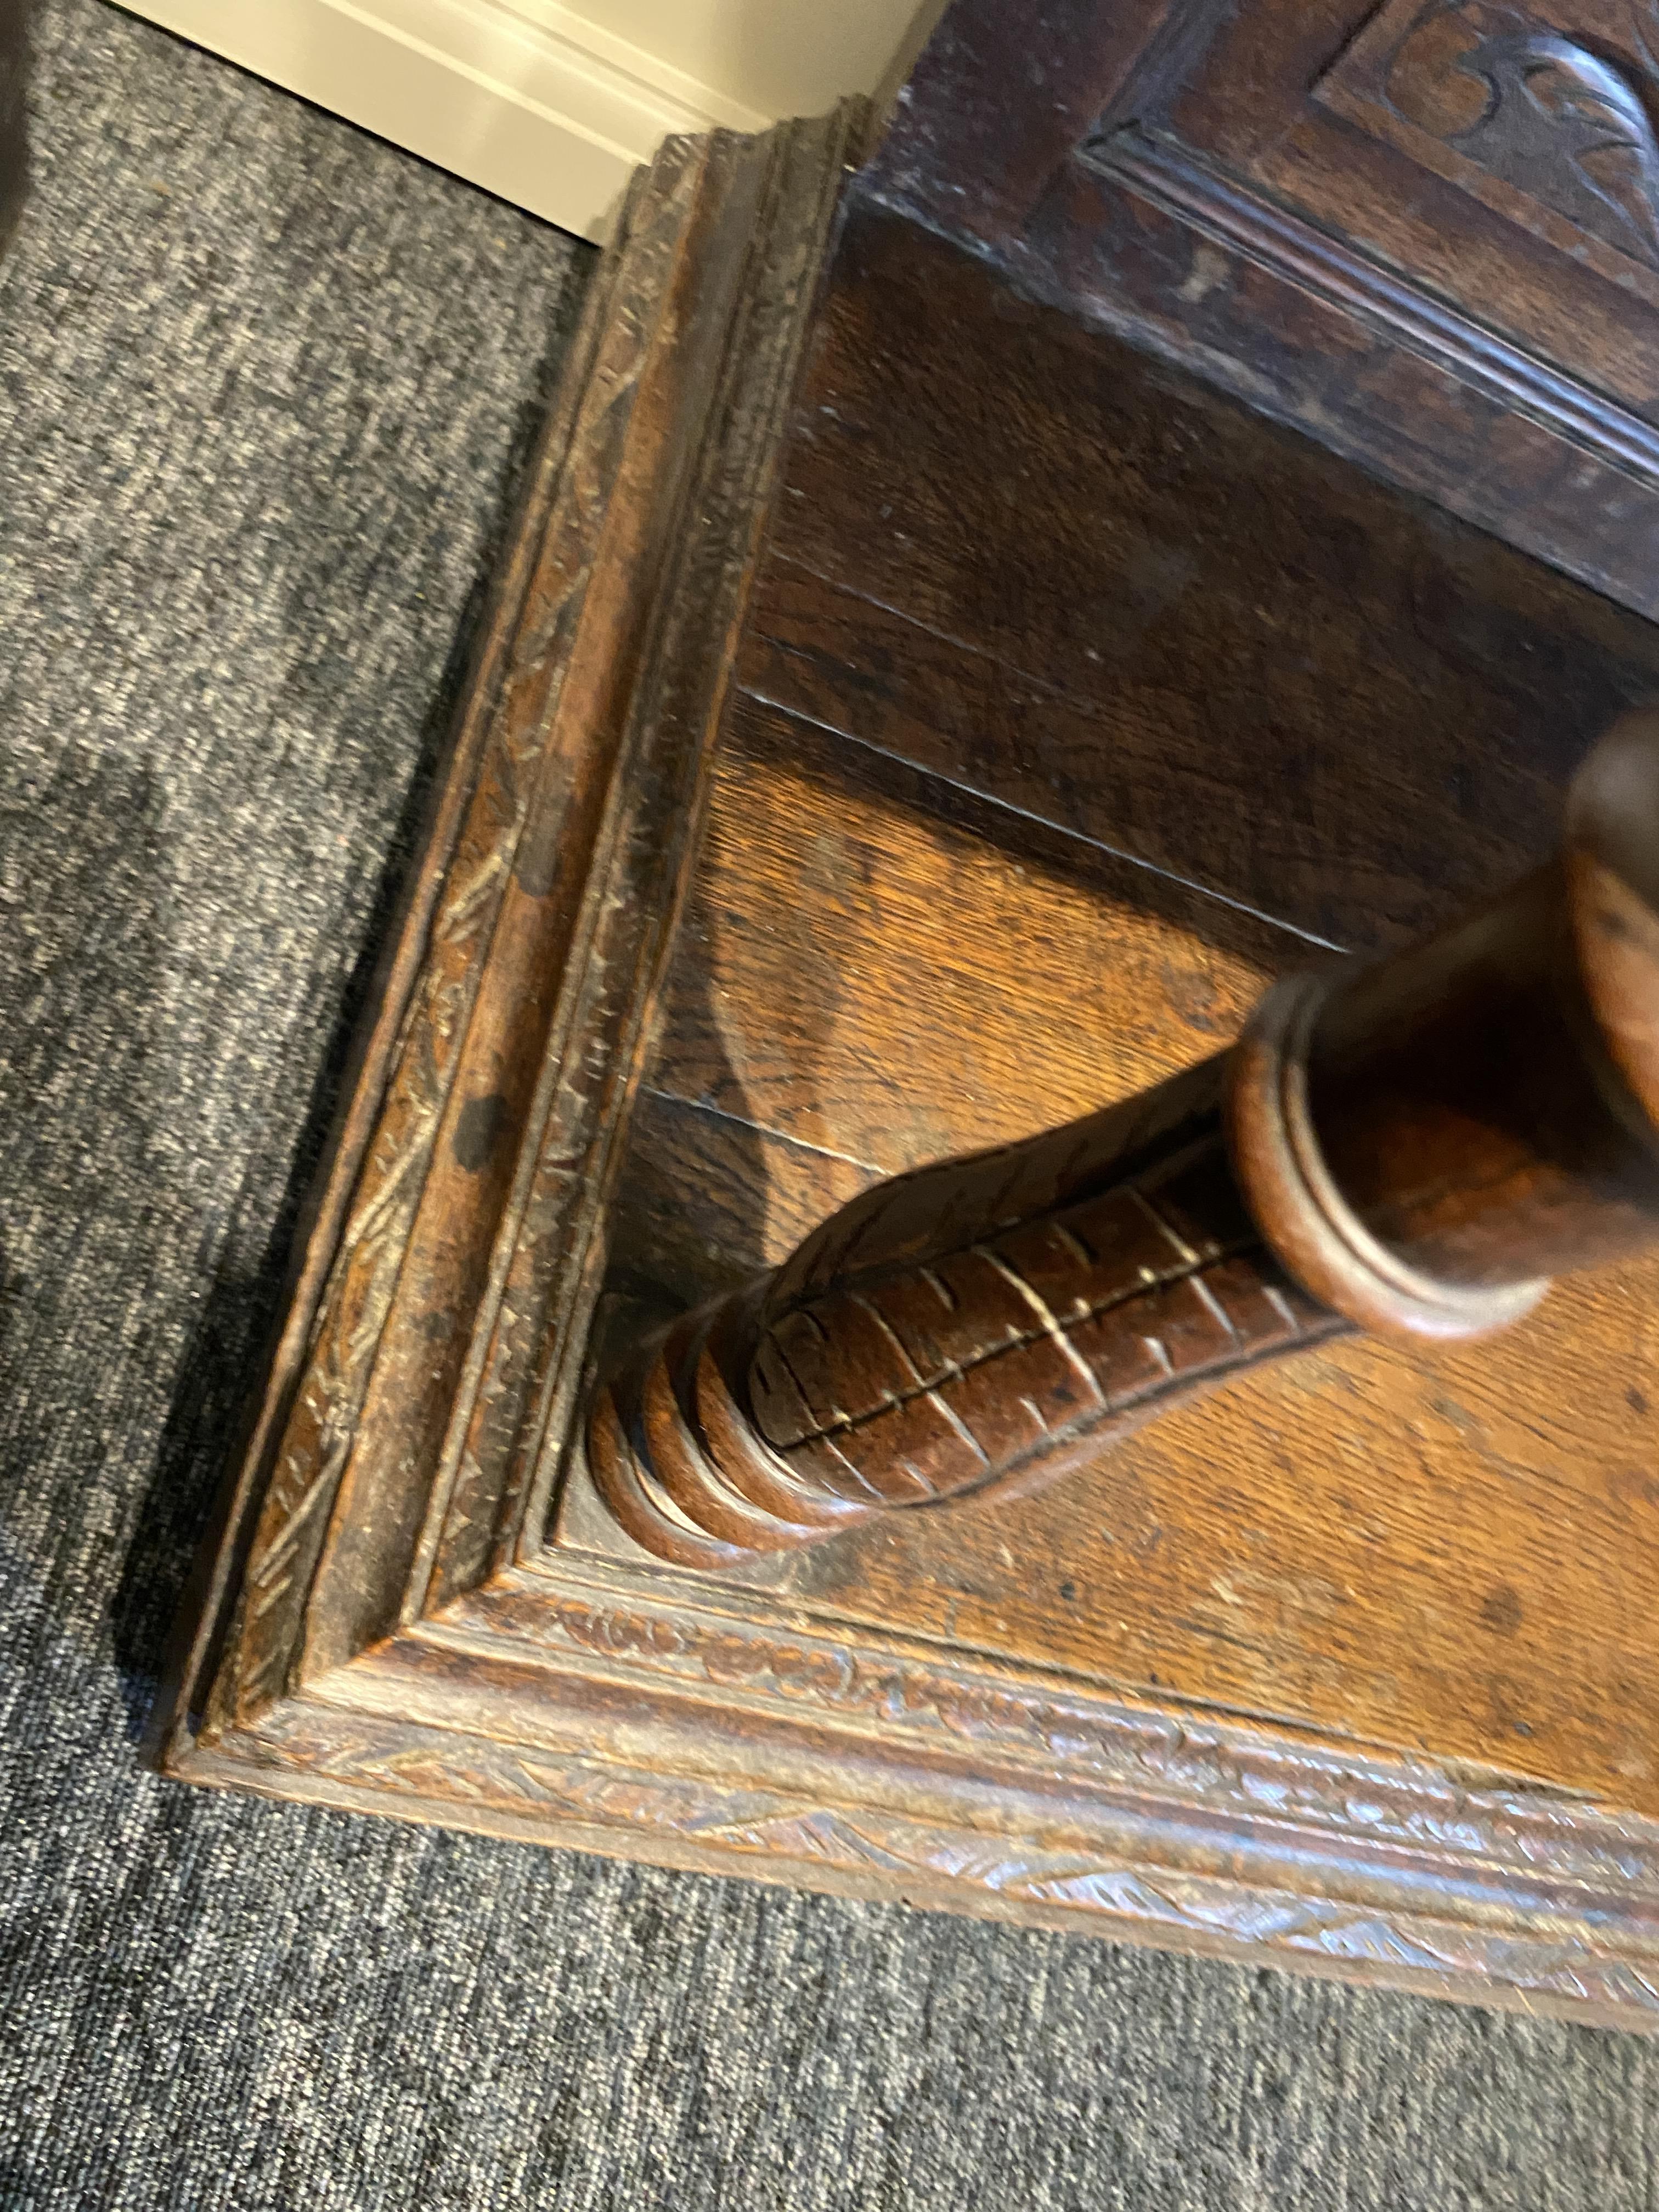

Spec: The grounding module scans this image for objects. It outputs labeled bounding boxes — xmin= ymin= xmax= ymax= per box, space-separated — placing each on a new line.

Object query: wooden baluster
xmin=588 ymin=710 xmax=1659 ymax=1567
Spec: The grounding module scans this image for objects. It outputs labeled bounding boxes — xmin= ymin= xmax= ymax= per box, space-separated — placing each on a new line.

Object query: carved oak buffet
xmin=161 ymin=0 xmax=1659 ymax=2030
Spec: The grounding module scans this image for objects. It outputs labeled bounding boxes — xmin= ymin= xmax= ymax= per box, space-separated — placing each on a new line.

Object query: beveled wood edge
xmin=148 ymin=155 xmax=651 ymax=1760
xmin=159 ymin=99 xmax=870 ymax=1756
xmin=169 ymin=1543 xmax=1659 ymax=2032
xmin=239 ymin=125 xmax=792 ymax=1692
xmin=1081 ymin=129 xmax=1659 ymax=493
xmin=173 ymin=137 xmax=704 ymax=1728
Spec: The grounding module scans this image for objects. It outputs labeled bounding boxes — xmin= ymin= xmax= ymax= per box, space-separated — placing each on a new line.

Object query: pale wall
xmin=110 ymin=0 xmax=924 ymax=239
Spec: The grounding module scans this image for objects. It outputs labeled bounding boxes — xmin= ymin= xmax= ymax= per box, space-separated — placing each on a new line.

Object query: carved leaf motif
xmin=1385 ymin=1 xmax=1659 ymax=267
xmin=234 ymin=1699 xmax=1659 ymax=2024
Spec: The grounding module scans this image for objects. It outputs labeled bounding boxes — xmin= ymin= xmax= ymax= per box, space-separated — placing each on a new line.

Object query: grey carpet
xmin=1 ymin=4 xmax=1656 ymax=2206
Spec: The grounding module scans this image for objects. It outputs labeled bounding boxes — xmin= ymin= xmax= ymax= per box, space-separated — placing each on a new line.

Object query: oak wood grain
xmin=743 ymin=555 xmax=1561 ymax=960
xmin=862 ymin=0 xmax=1659 ymax=616
xmin=760 ymin=207 xmax=1659 ymax=938
xmin=603 ymin=1085 xmax=876 ymax=1311
xmin=717 ymin=1257 xmax=1659 ymax=1818
xmin=164 ymin=105 xmax=873 ymax=1722
xmin=599 ymin=708 xmax=1659 ymax=1822
xmin=647 ymin=694 xmax=1302 ymax=1171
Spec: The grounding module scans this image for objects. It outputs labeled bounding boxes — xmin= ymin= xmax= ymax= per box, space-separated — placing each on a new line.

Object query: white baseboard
xmin=109 ymin=0 xmax=788 ymax=240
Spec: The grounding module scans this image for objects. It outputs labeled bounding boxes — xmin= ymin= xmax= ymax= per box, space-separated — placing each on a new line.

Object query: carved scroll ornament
xmin=588 ymin=712 xmax=1659 ymax=1567
xmin=1315 ymin=0 xmax=1659 ymax=277
xmin=1385 ymin=1 xmax=1659 ymax=263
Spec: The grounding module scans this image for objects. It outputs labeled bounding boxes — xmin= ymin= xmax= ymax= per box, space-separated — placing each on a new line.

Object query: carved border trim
xmin=438 ymin=1564 xmax=1659 ymax=1905
xmin=411 ymin=112 xmax=865 ymax=1612
xmin=193 ymin=1667 xmax=1659 ymax=2031
xmin=176 ymin=104 xmax=872 ymax=1730
xmin=229 ymin=144 xmax=709 ymax=1709
xmin=1314 ymin=0 xmax=1659 ymax=309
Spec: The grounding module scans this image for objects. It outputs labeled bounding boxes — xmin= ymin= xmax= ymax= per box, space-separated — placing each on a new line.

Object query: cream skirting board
xmin=109 ymin=0 xmax=925 ymax=238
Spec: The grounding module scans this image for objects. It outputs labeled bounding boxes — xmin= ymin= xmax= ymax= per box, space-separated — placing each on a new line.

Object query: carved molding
xmin=442 ymin=1566 xmax=1659 ymax=1903
xmin=232 ymin=146 xmax=702 ymax=1711
xmin=1395 ymin=8 xmax=1659 ymax=261
xmin=185 ymin=104 xmax=871 ymax=1726
xmin=185 ymin=1566 xmax=1659 ymax=2029
xmin=251 ymin=1748 xmax=1659 ymax=2024
xmin=159 ymin=98 xmax=1659 ymax=2038
xmin=1070 ymin=125 xmax=1659 ymax=500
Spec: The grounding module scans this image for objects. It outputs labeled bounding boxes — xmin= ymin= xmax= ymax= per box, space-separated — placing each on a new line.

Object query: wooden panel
xmin=764 ymin=206 xmax=1659 ymax=943
xmin=858 ymin=2 xmax=1659 ymax=616
xmin=611 ymin=692 xmax=1659 ymax=1808
xmin=735 ymin=1251 xmax=1659 ymax=1815
xmin=1318 ymin=0 xmax=1659 ymax=317
xmin=648 ymin=695 xmax=1303 ymax=1170
xmin=604 ymin=1085 xmax=874 ymax=1310
xmin=617 ymin=191 xmax=1659 ymax=1811
xmin=1165 ymin=0 xmax=1659 ymax=409
xmin=747 ymin=556 xmax=1604 ymax=957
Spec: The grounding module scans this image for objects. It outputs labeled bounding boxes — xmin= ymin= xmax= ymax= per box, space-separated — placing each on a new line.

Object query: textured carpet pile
xmin=2 ymin=4 xmax=1657 ymax=2205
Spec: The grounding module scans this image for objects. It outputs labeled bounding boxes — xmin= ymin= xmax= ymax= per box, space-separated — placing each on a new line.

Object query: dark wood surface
xmin=861 ymin=0 xmax=1659 ymax=620
xmin=754 ymin=204 xmax=1659 ymax=952
xmin=160 ymin=104 xmax=877 ymax=1742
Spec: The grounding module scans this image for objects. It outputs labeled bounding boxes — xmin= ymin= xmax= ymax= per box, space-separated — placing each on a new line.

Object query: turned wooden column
xmin=588 ymin=712 xmax=1659 ymax=1568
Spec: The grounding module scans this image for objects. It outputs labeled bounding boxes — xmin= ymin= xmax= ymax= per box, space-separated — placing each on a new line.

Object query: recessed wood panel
xmin=763 ymin=207 xmax=1659 ymax=943
xmin=616 ymin=686 xmax=1659 ymax=1808
xmin=1159 ymin=0 xmax=1659 ymax=410
xmin=863 ymin=1 xmax=1659 ymax=617
xmin=605 ymin=176 xmax=1659 ymax=1824
xmin=647 ymin=696 xmax=1302 ymax=1171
